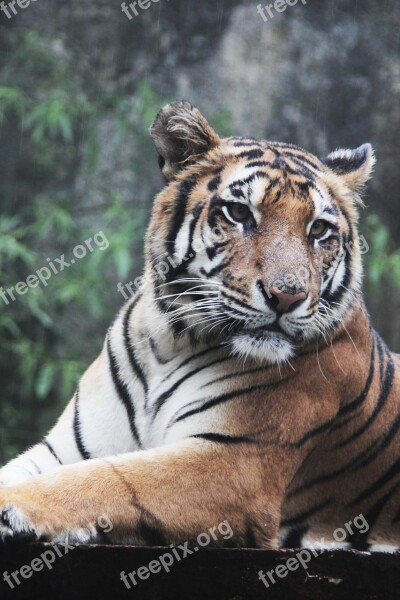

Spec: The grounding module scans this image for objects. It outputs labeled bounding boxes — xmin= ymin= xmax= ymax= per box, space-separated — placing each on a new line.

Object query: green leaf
xmin=35 ymin=363 xmax=56 ymax=399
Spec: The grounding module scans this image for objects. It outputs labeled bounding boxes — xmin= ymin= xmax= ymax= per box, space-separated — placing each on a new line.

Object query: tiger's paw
xmin=0 ymin=496 xmax=102 ymax=544
xmin=0 ymin=490 xmax=58 ymax=543
xmin=0 ymin=503 xmax=38 ymax=542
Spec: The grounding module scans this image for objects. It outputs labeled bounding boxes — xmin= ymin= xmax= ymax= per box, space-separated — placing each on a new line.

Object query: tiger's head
xmin=146 ymin=101 xmax=375 ymax=364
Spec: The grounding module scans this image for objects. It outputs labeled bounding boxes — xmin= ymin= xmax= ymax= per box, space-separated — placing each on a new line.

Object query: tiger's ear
xmin=150 ymin=101 xmax=220 ymax=181
xmin=322 ymin=143 xmax=376 ymax=191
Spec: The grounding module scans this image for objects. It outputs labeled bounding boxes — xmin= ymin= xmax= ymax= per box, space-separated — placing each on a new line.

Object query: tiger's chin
xmin=229 ymin=331 xmax=295 ymax=365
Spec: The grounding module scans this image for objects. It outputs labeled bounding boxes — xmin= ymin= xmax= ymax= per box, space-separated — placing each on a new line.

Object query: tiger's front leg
xmin=0 ymin=438 xmax=283 ymax=547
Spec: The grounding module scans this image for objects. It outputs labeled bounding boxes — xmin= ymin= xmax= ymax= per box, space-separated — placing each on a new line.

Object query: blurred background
xmin=0 ymin=0 xmax=399 ymax=462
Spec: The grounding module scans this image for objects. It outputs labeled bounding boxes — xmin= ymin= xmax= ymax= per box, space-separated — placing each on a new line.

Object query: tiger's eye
xmin=228 ymin=203 xmax=251 ymax=222
xmin=310 ymin=220 xmax=328 ymax=238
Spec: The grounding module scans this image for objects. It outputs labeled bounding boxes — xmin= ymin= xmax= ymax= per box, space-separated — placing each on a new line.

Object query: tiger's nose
xmin=268 ymin=287 xmax=307 ymax=313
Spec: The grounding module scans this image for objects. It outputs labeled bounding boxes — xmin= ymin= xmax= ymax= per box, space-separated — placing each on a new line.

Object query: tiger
xmin=0 ymin=100 xmax=399 ymax=554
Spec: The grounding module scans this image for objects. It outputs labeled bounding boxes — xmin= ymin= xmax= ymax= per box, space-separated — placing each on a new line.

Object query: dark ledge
xmin=0 ymin=543 xmax=399 ymax=600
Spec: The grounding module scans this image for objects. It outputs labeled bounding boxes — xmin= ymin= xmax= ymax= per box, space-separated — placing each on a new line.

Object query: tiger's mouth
xmin=255 ymin=323 xmax=283 ymax=334
xmin=241 ymin=322 xmax=292 ymax=338
xmin=229 ymin=326 xmax=295 ymax=364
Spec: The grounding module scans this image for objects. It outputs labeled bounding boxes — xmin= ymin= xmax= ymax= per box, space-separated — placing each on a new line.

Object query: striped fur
xmin=0 ymin=102 xmax=399 ymax=552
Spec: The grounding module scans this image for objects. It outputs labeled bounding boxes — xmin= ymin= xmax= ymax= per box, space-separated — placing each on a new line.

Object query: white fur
xmin=369 ymin=544 xmax=400 ymax=554
xmin=230 ymin=331 xmax=294 ymax=365
xmin=0 ymin=505 xmax=36 ymax=540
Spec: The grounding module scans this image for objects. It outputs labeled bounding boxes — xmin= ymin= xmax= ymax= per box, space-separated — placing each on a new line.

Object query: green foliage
xmin=0 ymin=86 xmax=27 ymax=122
xmin=209 ymin=109 xmax=234 ymax=137
xmin=363 ymin=214 xmax=400 ymax=295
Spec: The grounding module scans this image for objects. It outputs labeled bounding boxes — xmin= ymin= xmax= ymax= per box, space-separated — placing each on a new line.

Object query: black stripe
xmin=224 ymin=305 xmax=257 ymax=320
xmin=135 ymin=501 xmax=167 ymax=546
xmin=192 ymin=432 xmax=257 ymax=445
xmin=348 ymin=482 xmax=400 ymax=551
xmin=278 ymin=156 xmax=317 ymax=180
xmin=42 ymin=440 xmax=62 ymax=464
xmin=206 ymin=239 xmax=230 ymax=261
xmin=347 ymin=456 xmax=400 ymax=507
xmin=200 ymin=256 xmax=233 ymax=279
xmin=335 ymin=353 xmax=394 ymax=449
xmin=107 ymin=337 xmax=141 ymax=448
xmin=281 ymin=525 xmax=309 ymax=549
xmin=320 ymin=252 xmax=344 ymax=300
xmin=220 ymin=289 xmax=264 ymax=314
xmin=377 ymin=339 xmax=385 ymax=381
xmin=29 ymin=459 xmax=42 ymax=475
xmin=245 ymin=160 xmax=273 ymax=169
xmin=329 ymin=414 xmax=358 ymax=433
xmin=95 ymin=528 xmax=113 ymax=545
xmin=171 ymin=383 xmax=272 ymax=426
xmin=236 ymin=148 xmax=264 ymax=160
xmin=200 ymin=366 xmax=266 ymax=389
xmin=244 ymin=518 xmax=259 ymax=548
xmin=166 ymin=177 xmax=197 ymax=255
xmin=230 ymin=171 xmax=270 ymax=187
xmin=230 ymin=187 xmax=246 ymax=199
xmin=185 ymin=203 xmax=204 ymax=262
xmin=123 ymin=298 xmax=148 ymax=396
xmin=163 ymin=203 xmax=205 ymax=284
xmin=323 ymin=205 xmax=340 ymax=217
xmin=295 ymin=180 xmax=317 ymax=198
xmin=106 ymin=460 xmax=167 ymax=545
xmin=270 ymin=141 xmax=310 ymax=153
xmin=208 ymin=194 xmax=226 ymax=230
xmin=73 ymin=387 xmax=91 ymax=460
xmin=265 ymin=177 xmax=281 ymax=189
xmin=347 ymin=410 xmax=400 ymax=475
xmin=288 ymin=419 xmax=398 ymax=500
xmin=322 ymin=251 xmax=351 ymax=305
xmin=137 ymin=520 xmax=167 ymax=546
xmin=281 ymin=151 xmax=322 ymax=172
xmin=391 ymin=494 xmax=400 ymax=524
xmin=208 ymin=175 xmax=221 ymax=192
xmin=154 ymin=285 xmax=186 ymax=338
xmin=152 ymin=356 xmax=232 ymax=420
xmin=149 ymin=337 xmax=172 ymax=365
xmin=280 ymin=499 xmax=332 ymax=528
xmin=288 ymin=373 xmax=398 ymax=497
xmin=319 ymin=234 xmax=341 ymax=246
xmin=292 ymin=417 xmax=337 ymax=448
xmin=159 ymin=345 xmax=223 ymax=386
xmin=322 ymin=222 xmax=353 ymax=306
xmin=232 ymin=138 xmax=262 ymax=147
xmin=287 ymin=464 xmax=346 ymax=500
xmin=336 ymin=337 xmax=375 ymax=418
xmin=222 ymin=281 xmax=249 ymax=297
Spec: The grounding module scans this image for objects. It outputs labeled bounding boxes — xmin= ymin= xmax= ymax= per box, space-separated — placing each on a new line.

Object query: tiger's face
xmin=148 ymin=102 xmax=374 ymax=364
